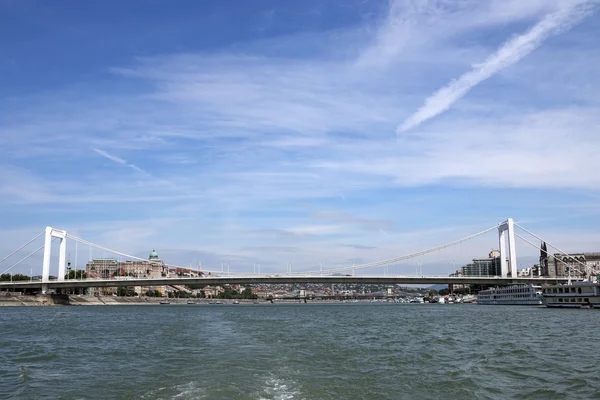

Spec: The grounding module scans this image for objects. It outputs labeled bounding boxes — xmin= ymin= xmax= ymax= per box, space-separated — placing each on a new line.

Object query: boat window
xmin=558 ymin=298 xmax=563 ymax=302
xmin=578 ymin=287 xmax=582 ymax=294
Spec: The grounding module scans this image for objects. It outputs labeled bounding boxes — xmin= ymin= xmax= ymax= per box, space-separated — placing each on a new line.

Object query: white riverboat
xmin=541 ymin=281 xmax=600 ymax=308
xmin=476 ymin=284 xmax=543 ymax=305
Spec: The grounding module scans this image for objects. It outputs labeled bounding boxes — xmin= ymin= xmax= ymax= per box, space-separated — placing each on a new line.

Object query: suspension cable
xmin=513 ymin=222 xmax=587 ymax=268
xmin=0 ymin=231 xmax=44 ymax=265
xmin=513 ymin=231 xmax=587 ymax=273
xmin=65 ymin=233 xmax=190 ymax=270
xmin=294 ymin=224 xmax=499 ymax=275
xmin=1 ymin=238 xmax=56 ymax=275
xmin=61 ymin=224 xmax=497 ymax=277
xmin=66 ymin=234 xmax=146 ymax=262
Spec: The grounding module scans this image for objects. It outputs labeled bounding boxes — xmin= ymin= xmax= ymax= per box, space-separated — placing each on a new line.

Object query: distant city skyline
xmin=1 ymin=0 xmax=600 ymax=276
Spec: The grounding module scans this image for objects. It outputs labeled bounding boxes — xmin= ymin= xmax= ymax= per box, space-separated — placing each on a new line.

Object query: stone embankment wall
xmin=0 ymin=293 xmax=261 ymax=306
xmin=0 ymin=293 xmax=72 ymax=306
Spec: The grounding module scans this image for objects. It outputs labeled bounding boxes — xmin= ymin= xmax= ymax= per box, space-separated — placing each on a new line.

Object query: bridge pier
xmin=299 ymin=289 xmax=307 ymax=303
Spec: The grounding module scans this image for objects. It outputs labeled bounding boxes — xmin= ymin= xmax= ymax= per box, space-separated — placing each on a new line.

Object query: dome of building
xmin=149 ymin=249 xmax=159 ymax=260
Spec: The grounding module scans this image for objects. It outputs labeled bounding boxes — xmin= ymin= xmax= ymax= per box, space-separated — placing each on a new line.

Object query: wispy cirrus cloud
xmin=319 ymin=107 xmax=600 ymax=189
xmin=1 ymin=0 xmax=600 ymax=276
xmin=343 ymin=244 xmax=378 ymax=250
xmin=398 ymin=0 xmax=594 ymax=132
xmin=357 ymin=0 xmax=561 ymax=68
xmin=309 ymin=210 xmax=392 ymax=231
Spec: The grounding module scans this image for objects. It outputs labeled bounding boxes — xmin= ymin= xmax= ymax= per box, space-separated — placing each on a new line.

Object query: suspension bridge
xmin=0 ymin=218 xmax=588 ymax=293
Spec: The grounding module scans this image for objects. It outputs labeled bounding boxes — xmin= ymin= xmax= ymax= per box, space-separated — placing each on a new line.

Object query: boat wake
xmin=258 ymin=376 xmax=300 ymax=400
xmin=140 ymin=382 xmax=207 ymax=399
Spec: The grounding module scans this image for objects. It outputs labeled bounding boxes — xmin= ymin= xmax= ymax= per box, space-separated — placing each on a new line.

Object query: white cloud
xmin=0 ymin=165 xmax=55 ymax=202
xmin=318 ymin=107 xmax=600 ymax=189
xmin=283 ymin=225 xmax=342 ymax=237
xmin=398 ymin=0 xmax=594 ymax=132
xmin=1 ymin=0 xmax=600 ymax=276
xmin=110 ymin=54 xmax=402 ymax=141
xmin=357 ymin=0 xmax=562 ymax=68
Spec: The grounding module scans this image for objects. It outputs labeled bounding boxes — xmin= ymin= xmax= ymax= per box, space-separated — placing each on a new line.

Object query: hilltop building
xmin=86 ymin=249 xmax=169 ymax=295
xmin=86 ymin=249 xmax=168 ymax=279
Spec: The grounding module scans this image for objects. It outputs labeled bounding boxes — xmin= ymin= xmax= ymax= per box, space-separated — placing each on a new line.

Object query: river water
xmin=1 ymin=303 xmax=599 ymax=399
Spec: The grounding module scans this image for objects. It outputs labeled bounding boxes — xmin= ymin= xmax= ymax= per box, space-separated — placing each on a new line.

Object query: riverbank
xmin=0 ymin=294 xmax=411 ymax=306
xmin=0 ymin=293 xmax=362 ymax=306
xmin=0 ymin=293 xmax=256 ymax=306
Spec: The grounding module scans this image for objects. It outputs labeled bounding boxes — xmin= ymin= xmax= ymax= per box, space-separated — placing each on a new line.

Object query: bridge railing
xmin=0 ymin=274 xmax=578 ymax=285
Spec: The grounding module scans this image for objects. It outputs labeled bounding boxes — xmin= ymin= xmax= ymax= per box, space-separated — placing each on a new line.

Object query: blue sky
xmin=1 ymin=0 xmax=600 ymax=276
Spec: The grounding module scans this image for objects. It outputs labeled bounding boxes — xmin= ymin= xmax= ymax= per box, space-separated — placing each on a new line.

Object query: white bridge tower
xmin=498 ymin=218 xmax=517 ymax=278
xmin=41 ymin=226 xmax=68 ymax=293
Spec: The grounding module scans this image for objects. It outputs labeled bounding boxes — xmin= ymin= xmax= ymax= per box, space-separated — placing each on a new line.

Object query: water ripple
xmin=1 ymin=304 xmax=600 ymax=399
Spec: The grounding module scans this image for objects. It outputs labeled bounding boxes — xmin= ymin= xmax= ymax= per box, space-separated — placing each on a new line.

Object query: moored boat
xmin=461 ymin=294 xmax=476 ymax=303
xmin=541 ymin=281 xmax=600 ymax=308
xmin=477 ymin=284 xmax=543 ymax=305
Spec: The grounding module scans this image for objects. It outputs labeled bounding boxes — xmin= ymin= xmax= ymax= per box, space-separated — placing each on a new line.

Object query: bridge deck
xmin=0 ymin=276 xmax=572 ymax=290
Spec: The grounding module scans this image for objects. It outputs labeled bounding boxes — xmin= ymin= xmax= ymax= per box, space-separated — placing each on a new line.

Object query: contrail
xmin=92 ymin=148 xmax=150 ymax=175
xmin=398 ymin=1 xmax=594 ymax=133
xmin=92 ymin=148 xmax=177 ymax=188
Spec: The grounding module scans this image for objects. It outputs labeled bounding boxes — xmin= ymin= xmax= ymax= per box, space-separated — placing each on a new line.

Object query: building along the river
xmin=86 ymin=249 xmax=169 ymax=295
